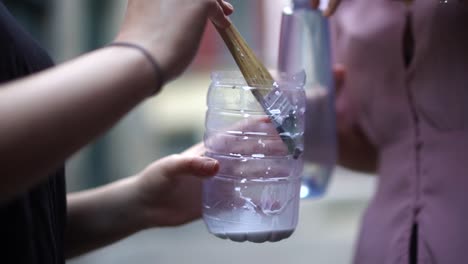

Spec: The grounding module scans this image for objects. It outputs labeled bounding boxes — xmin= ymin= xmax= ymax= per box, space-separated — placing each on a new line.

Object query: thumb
xmin=158 ymin=155 xmax=220 ymax=179
xmin=323 ymin=0 xmax=342 ymax=17
xmin=209 ymin=0 xmax=233 ymax=29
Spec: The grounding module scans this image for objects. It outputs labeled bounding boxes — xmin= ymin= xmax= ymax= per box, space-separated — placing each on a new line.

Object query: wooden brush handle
xmin=214 ymin=23 xmax=274 ymax=99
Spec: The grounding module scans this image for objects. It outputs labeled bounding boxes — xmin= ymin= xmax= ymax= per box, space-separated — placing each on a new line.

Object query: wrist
xmin=105 ymin=43 xmax=165 ymax=97
xmin=125 ymin=175 xmax=159 ymax=230
xmin=107 ymin=176 xmax=153 ymax=233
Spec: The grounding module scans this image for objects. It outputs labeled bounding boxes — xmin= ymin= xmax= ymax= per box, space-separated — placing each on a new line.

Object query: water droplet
xmin=270 ymin=109 xmax=281 ymax=115
xmin=258 ymin=139 xmax=266 ymax=148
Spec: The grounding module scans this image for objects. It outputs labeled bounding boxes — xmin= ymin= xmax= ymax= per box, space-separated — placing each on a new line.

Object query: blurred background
xmin=4 ymin=0 xmax=376 ymax=263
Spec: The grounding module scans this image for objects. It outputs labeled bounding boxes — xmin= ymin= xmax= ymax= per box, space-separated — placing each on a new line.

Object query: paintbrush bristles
xmin=215 ymin=24 xmax=274 ymax=98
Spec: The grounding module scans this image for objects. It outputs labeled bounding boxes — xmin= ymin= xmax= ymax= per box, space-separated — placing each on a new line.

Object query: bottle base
xmin=299 ymin=164 xmax=334 ymax=199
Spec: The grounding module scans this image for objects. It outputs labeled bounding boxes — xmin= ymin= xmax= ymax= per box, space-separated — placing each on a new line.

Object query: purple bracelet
xmin=108 ymin=42 xmax=165 ymax=94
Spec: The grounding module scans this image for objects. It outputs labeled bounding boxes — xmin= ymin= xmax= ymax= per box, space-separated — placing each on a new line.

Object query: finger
xmin=218 ymin=0 xmax=234 ymax=16
xmin=310 ymin=0 xmax=320 ymax=9
xmin=159 ymin=155 xmax=220 ymax=179
xmin=232 ymin=116 xmax=273 ymax=132
xmin=323 ymin=0 xmax=341 ymax=17
xmin=208 ymin=0 xmax=232 ymax=28
xmin=333 ymin=64 xmax=346 ymax=94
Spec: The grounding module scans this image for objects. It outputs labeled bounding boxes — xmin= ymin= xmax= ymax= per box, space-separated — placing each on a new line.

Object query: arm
xmin=337 ymin=119 xmax=378 ymax=173
xmin=327 ymin=13 xmax=377 ymax=172
xmin=0 ymin=47 xmax=154 ymax=202
xmin=334 ymin=65 xmax=378 ymax=173
xmin=0 ymin=0 xmax=233 ymax=203
xmin=304 ymin=65 xmax=377 ymax=173
xmin=65 ymin=144 xmax=219 ymax=258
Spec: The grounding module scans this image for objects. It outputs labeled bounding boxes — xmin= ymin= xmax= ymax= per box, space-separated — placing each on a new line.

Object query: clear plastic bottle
xmin=202 ymin=71 xmax=305 ymax=243
xmin=278 ymin=0 xmax=337 ymax=199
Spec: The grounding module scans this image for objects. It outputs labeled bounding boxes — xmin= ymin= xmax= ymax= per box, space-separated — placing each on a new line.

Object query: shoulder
xmin=0 ymin=3 xmax=26 ymax=51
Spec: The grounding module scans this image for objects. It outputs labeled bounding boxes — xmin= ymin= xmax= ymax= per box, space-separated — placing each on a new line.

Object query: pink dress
xmin=331 ymin=0 xmax=468 ymax=263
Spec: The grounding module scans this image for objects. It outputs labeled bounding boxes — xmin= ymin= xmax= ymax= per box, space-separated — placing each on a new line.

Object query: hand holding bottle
xmin=310 ymin=0 xmax=341 ymax=16
xmin=132 ymin=143 xmax=220 ymax=228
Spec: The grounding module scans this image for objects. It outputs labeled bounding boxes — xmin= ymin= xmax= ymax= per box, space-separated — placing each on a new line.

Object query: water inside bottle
xmin=203 ymin=152 xmax=301 ymax=243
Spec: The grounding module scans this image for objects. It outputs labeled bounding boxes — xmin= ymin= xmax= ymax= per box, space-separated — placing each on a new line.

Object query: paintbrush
xmin=214 ymin=23 xmax=302 ymax=158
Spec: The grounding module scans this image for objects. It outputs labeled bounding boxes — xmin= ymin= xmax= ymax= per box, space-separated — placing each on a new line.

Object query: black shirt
xmin=0 ymin=3 xmax=66 ymax=264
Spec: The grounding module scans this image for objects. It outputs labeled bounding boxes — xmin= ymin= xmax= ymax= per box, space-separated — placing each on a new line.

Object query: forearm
xmin=331 ymin=63 xmax=378 ymax=174
xmin=337 ymin=125 xmax=378 ymax=173
xmin=304 ymin=87 xmax=377 ymax=173
xmin=65 ymin=176 xmax=147 ymax=258
xmin=0 ymin=46 xmax=156 ymax=203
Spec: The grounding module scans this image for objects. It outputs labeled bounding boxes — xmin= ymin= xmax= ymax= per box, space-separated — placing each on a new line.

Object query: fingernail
xmin=224 ymin=1 xmax=234 ymax=9
xmin=202 ymin=159 xmax=219 ymax=173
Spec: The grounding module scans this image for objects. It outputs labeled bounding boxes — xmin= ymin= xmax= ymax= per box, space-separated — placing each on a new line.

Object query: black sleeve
xmin=0 ymin=3 xmax=67 ymax=264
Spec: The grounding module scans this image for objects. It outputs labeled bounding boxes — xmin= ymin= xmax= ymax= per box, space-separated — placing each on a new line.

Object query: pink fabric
xmin=331 ymin=0 xmax=468 ymax=263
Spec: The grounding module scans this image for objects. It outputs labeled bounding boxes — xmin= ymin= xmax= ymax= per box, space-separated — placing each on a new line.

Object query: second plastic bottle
xmin=278 ymin=0 xmax=337 ymax=199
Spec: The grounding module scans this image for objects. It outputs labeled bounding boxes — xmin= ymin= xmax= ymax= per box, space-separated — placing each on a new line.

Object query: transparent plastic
xmin=278 ymin=2 xmax=337 ymax=199
xmin=202 ymin=71 xmax=305 ymax=243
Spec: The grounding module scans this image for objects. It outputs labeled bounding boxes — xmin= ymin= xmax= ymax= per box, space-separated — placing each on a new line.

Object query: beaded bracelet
xmin=108 ymin=42 xmax=165 ymax=94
